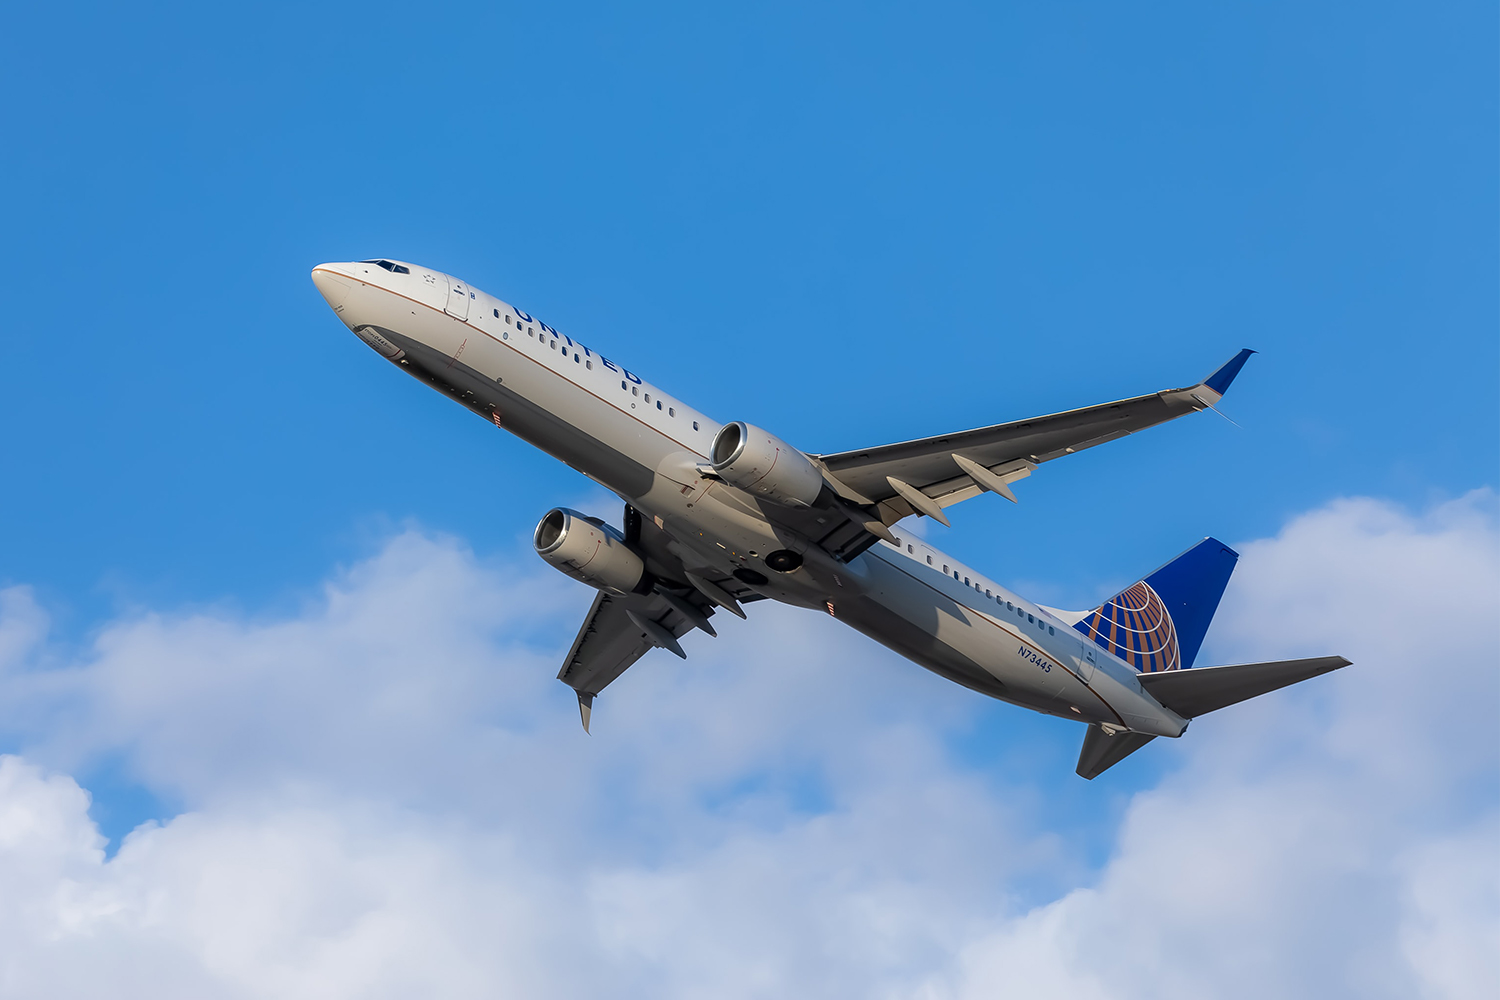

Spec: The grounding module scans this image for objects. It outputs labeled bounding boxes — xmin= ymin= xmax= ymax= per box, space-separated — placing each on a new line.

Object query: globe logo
xmin=1079 ymin=581 xmax=1181 ymax=672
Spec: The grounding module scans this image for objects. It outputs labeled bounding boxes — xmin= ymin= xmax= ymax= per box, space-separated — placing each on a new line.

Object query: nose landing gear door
xmin=444 ymin=276 xmax=472 ymax=320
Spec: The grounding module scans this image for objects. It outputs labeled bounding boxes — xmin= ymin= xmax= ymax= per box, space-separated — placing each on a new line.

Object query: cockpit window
xmin=359 ymin=260 xmax=410 ymax=274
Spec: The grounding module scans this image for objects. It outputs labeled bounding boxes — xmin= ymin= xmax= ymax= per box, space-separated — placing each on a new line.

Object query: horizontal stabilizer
xmin=1077 ymin=724 xmax=1157 ymax=780
xmin=1139 ymin=655 xmax=1351 ymax=719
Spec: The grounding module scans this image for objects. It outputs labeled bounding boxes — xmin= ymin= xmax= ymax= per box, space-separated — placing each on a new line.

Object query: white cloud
xmin=921 ymin=491 xmax=1500 ymax=1000
xmin=1398 ymin=817 xmax=1500 ymax=1000
xmin=0 ymin=586 xmax=48 ymax=672
xmin=0 ymin=494 xmax=1492 ymax=998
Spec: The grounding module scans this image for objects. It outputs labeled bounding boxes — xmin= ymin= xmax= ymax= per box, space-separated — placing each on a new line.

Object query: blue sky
xmin=0 ymin=2 xmax=1495 ymax=997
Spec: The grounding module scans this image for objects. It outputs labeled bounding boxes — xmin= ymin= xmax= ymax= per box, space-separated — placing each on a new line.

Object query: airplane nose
xmin=311 ymin=265 xmax=354 ymax=311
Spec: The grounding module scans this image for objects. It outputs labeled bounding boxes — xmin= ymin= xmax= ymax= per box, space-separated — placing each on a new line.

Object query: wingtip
xmin=1202 ymin=348 xmax=1257 ymax=396
xmin=578 ymin=692 xmax=594 ymax=734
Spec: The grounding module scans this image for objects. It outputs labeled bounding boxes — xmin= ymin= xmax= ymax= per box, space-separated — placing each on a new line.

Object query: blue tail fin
xmin=1073 ymin=538 xmax=1238 ymax=672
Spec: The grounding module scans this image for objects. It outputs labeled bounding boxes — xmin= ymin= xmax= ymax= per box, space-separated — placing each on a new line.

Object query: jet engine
xmin=709 ymin=421 xmax=824 ymax=508
xmin=533 ymin=508 xmax=646 ymax=595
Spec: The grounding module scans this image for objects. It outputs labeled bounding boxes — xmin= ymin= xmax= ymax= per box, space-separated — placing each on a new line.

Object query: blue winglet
xmin=1202 ymin=348 xmax=1256 ymax=395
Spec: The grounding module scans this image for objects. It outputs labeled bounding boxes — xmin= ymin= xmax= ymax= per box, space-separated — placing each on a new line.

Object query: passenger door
xmin=445 ymin=275 xmax=471 ymax=320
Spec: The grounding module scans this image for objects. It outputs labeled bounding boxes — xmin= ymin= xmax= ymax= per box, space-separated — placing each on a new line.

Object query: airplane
xmin=311 ymin=258 xmax=1349 ymax=778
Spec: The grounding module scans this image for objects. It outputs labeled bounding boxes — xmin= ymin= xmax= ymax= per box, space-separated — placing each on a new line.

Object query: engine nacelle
xmin=709 ymin=421 xmax=824 ymax=508
xmin=533 ymin=508 xmax=646 ymax=595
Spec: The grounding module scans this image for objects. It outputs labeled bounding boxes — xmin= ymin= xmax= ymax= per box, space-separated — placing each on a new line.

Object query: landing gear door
xmin=445 ymin=276 xmax=472 ymax=320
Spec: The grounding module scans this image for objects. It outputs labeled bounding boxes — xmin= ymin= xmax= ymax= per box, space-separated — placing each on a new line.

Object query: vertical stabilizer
xmin=1074 ymin=538 xmax=1238 ymax=672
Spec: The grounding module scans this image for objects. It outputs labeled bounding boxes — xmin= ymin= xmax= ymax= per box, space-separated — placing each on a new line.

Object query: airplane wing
xmin=556 ymin=586 xmax=719 ymax=732
xmin=813 ymin=349 xmax=1256 ymax=526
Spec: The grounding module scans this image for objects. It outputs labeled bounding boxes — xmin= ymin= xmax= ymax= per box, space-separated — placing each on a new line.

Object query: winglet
xmin=1202 ymin=348 xmax=1256 ymax=396
xmin=578 ymin=692 xmax=594 ymax=734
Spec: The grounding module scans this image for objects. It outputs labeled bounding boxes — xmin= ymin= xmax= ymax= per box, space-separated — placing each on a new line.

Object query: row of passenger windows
xmin=890 ymin=536 xmax=1056 ymax=636
xmin=618 ymin=383 xmax=698 ymax=427
xmin=492 ymin=308 xmax=597 ymax=372
xmin=489 ymin=308 xmax=702 ymax=432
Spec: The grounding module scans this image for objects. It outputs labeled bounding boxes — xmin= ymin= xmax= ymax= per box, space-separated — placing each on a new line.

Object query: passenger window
xmin=493 ymin=309 xmax=499 ymax=318
xmin=669 ymin=407 xmax=675 ymax=416
xmin=985 ymin=589 xmax=991 ymax=597
xmin=907 ymin=544 xmax=914 ymax=553
xmin=621 ymin=381 xmax=627 ymax=390
xmin=506 ymin=316 xmax=512 ymax=325
xmin=693 ymin=421 xmax=700 ymax=430
xmin=656 ymin=400 xmax=662 ymax=409
xmin=926 ymin=556 xmax=933 ymax=565
xmin=550 ymin=340 xmax=556 ymax=350
xmin=1048 ymin=626 xmax=1055 ymax=635
xmin=644 ymin=393 xmax=650 ymax=403
xmin=964 ymin=577 xmax=970 ymax=585
xmin=1027 ymin=613 xmax=1034 ymax=623
xmin=943 ymin=565 xmax=949 ymax=574
xmin=632 ymin=387 xmax=638 ymax=396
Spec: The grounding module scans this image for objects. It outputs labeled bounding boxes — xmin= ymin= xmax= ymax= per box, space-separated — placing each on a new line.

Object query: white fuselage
xmin=311 ymin=260 xmax=1186 ymax=737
